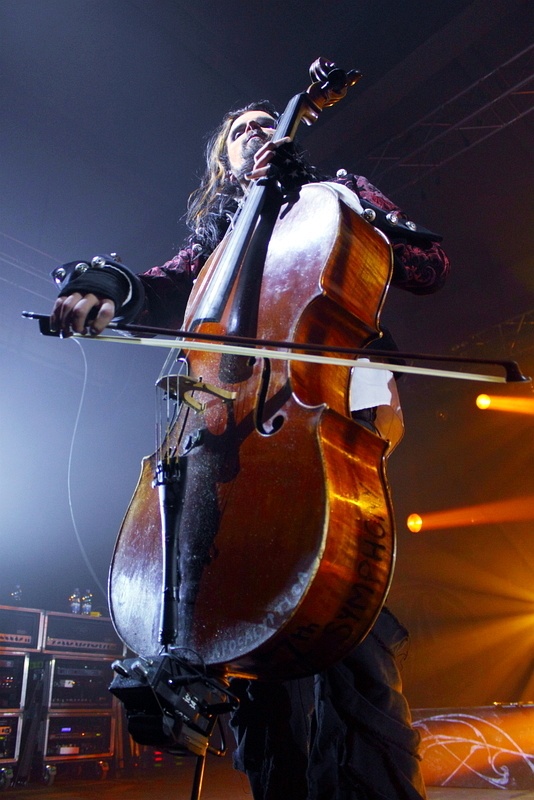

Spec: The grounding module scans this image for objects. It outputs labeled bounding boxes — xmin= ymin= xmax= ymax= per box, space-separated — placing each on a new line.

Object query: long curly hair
xmin=185 ymin=100 xmax=324 ymax=254
xmin=185 ymin=101 xmax=278 ymax=253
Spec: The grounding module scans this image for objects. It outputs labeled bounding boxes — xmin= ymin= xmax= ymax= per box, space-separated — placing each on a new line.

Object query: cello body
xmin=109 ymin=183 xmax=396 ymax=680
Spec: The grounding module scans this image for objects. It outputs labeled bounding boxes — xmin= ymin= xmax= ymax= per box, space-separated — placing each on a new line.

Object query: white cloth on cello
xmin=322 ymin=181 xmax=404 ymax=450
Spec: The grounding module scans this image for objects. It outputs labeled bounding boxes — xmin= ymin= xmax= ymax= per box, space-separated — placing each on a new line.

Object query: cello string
xmin=155 ymin=383 xmax=162 ymax=465
xmin=155 ymin=363 xmax=172 ymax=465
xmin=155 ymin=356 xmax=193 ymax=469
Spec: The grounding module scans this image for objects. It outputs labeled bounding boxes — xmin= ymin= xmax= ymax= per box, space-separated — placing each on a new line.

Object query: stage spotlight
xmin=406 ymin=496 xmax=534 ymax=533
xmin=407 ymin=514 xmax=423 ymax=533
xmin=476 ymin=394 xmax=534 ymax=414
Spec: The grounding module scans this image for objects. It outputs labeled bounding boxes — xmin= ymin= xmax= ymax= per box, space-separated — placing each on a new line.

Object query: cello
xmin=107 ymin=59 xmax=402 ymax=681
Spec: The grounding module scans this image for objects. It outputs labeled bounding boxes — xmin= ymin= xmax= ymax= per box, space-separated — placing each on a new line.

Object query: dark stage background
xmin=1 ymin=0 xmax=533 ymax=709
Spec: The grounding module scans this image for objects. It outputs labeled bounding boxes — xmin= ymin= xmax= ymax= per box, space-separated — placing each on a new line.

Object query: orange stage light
xmin=476 ymin=394 xmax=534 ymax=414
xmin=407 ymin=496 xmax=534 ymax=533
xmin=407 ymin=514 xmax=423 ymax=533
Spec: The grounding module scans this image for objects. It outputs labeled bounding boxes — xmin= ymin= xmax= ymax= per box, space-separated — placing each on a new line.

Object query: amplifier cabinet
xmin=0 ymin=607 xmax=43 ymax=652
xmin=45 ymin=656 xmax=114 ymax=710
xmin=42 ymin=613 xmax=124 ymax=658
xmin=11 ymin=612 xmax=124 ymax=785
xmin=0 ymin=654 xmax=29 ymax=711
xmin=0 ymin=713 xmax=22 ymax=762
xmin=413 ymin=704 xmax=534 ymax=790
xmin=40 ymin=711 xmax=115 ymax=761
xmin=17 ymin=659 xmax=118 ymax=784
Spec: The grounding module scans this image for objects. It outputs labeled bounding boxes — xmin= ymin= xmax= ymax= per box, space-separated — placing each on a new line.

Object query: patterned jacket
xmin=134 ymin=174 xmax=449 ymax=329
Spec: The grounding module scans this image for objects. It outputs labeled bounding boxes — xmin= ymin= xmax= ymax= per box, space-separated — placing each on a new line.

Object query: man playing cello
xmin=50 ymin=94 xmax=449 ymax=799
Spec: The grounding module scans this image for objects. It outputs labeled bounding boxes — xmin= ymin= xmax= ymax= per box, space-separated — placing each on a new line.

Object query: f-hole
xmin=254 ymin=359 xmax=285 ymax=435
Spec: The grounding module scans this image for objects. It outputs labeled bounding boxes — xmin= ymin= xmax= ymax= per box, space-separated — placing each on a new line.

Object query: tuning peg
xmin=346 ymin=69 xmax=363 ymax=87
xmin=308 ymin=58 xmax=363 ymax=105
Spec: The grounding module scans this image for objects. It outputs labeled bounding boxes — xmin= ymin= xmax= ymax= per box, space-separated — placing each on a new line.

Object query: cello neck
xmin=186 ymin=62 xmax=361 ymax=332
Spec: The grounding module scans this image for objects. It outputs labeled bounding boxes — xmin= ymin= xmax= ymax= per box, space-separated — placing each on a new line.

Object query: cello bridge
xmin=178 ymin=375 xmax=236 ymax=412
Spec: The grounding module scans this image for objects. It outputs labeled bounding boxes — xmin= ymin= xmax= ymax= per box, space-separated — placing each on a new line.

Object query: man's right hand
xmin=50 ymin=293 xmax=116 ymax=336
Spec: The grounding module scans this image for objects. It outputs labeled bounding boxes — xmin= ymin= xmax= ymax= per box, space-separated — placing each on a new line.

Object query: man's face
xmin=226 ymin=110 xmax=277 ymax=183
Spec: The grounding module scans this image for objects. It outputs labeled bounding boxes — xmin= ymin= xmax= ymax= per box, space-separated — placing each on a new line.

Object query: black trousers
xmin=230 ymin=608 xmax=427 ymax=800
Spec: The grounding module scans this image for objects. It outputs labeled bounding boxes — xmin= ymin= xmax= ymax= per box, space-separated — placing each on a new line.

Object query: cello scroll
xmin=307 ymin=57 xmax=362 ymax=112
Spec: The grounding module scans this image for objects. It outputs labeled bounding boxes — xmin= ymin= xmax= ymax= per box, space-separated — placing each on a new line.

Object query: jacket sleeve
xmin=134 ymin=173 xmax=449 ymax=328
xmin=344 ymin=174 xmax=450 ymax=295
xmin=135 ymin=244 xmax=205 ymax=328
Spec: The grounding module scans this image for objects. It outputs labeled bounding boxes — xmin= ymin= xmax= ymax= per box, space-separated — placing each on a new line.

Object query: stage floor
xmin=6 ymin=756 xmax=534 ymax=800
